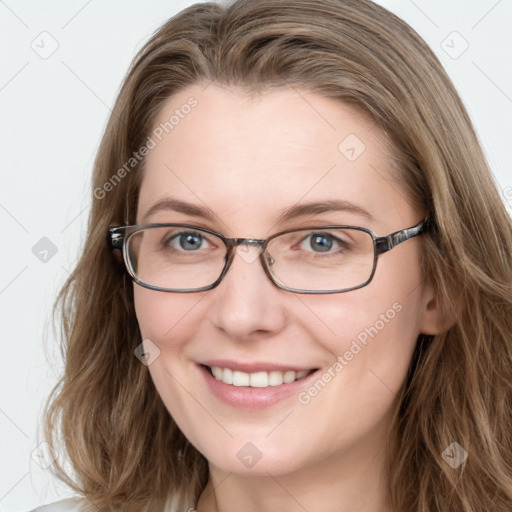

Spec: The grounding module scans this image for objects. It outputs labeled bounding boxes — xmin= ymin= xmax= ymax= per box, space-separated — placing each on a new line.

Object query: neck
xmin=196 ymin=433 xmax=394 ymax=512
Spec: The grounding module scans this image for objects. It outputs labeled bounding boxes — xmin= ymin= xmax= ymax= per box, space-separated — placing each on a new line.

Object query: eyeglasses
xmin=108 ymin=219 xmax=427 ymax=294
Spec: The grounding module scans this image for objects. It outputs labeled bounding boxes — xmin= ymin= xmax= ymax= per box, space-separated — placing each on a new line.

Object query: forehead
xmin=137 ymin=83 xmax=411 ymax=232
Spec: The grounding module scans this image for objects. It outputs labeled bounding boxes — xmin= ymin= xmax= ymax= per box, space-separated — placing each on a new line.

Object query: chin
xmin=193 ymin=434 xmax=310 ymax=477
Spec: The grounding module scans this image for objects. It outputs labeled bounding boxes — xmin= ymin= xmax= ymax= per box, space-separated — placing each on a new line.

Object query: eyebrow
xmin=142 ymin=198 xmax=214 ymax=222
xmin=142 ymin=198 xmax=375 ymax=224
xmin=275 ymin=199 xmax=375 ymax=224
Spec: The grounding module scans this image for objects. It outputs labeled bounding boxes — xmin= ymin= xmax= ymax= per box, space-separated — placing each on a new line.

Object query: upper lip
xmin=200 ymin=359 xmax=317 ymax=373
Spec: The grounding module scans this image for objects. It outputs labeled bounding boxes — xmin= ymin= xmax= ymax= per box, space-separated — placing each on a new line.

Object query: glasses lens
xmin=266 ymin=227 xmax=375 ymax=292
xmin=126 ymin=226 xmax=227 ymax=290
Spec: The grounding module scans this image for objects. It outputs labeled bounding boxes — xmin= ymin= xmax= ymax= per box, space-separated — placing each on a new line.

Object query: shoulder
xmin=29 ymin=498 xmax=90 ymax=512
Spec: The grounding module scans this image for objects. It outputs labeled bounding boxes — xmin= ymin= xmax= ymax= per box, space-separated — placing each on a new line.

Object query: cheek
xmin=290 ymin=294 xmax=420 ymax=440
xmin=295 ymin=290 xmax=414 ymax=357
xmin=294 ymin=248 xmax=424 ymax=388
xmin=133 ymin=285 xmax=203 ymax=345
xmin=133 ymin=286 xmax=206 ymax=436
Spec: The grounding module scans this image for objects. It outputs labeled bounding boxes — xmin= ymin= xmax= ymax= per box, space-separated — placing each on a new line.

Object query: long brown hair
xmin=41 ymin=0 xmax=512 ymax=510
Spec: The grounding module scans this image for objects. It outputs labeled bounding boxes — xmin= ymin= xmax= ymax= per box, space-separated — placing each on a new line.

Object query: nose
xmin=208 ymin=244 xmax=288 ymax=341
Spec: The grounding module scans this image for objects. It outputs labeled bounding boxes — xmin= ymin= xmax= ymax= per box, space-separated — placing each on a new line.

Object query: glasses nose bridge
xmin=229 ymin=237 xmax=267 ymax=248
xmin=220 ymin=236 xmax=273 ymax=284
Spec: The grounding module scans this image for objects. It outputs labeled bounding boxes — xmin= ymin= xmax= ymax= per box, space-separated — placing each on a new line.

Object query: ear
xmin=418 ymin=278 xmax=457 ymax=335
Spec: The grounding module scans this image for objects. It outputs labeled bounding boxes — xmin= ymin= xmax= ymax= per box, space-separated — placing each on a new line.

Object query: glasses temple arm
xmin=108 ymin=227 xmax=124 ymax=250
xmin=375 ymin=220 xmax=427 ymax=255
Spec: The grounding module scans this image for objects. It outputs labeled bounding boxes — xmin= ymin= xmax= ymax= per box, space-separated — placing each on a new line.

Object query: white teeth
xmin=223 ymin=367 xmax=233 ymax=385
xmin=283 ymin=370 xmax=295 ymax=383
xmin=268 ymin=371 xmax=284 ymax=386
xmin=232 ymin=370 xmax=250 ymax=387
xmin=209 ymin=366 xmax=312 ymax=387
xmin=249 ymin=371 xmax=268 ymax=388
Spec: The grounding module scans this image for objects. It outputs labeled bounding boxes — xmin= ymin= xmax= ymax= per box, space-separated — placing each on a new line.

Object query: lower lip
xmin=198 ymin=364 xmax=318 ymax=409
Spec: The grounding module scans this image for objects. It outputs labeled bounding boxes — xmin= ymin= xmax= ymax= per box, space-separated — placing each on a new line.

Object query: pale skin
xmin=133 ymin=83 xmax=446 ymax=512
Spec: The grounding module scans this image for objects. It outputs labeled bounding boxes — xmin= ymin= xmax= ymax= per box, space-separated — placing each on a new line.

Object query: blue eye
xmin=299 ymin=232 xmax=344 ymax=253
xmin=170 ymin=231 xmax=207 ymax=251
xmin=307 ymin=233 xmax=334 ymax=252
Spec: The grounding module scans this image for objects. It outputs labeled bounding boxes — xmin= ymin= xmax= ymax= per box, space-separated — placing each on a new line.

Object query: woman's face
xmin=134 ymin=83 xmax=439 ymax=477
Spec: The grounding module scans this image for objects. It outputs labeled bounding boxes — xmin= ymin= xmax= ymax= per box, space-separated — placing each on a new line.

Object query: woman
xmin=35 ymin=0 xmax=512 ymax=511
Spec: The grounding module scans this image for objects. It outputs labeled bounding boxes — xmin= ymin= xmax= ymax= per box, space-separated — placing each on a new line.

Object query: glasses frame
xmin=108 ymin=218 xmax=428 ymax=294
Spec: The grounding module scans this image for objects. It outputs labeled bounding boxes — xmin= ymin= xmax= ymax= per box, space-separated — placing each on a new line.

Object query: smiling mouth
xmin=203 ymin=365 xmax=317 ymax=388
